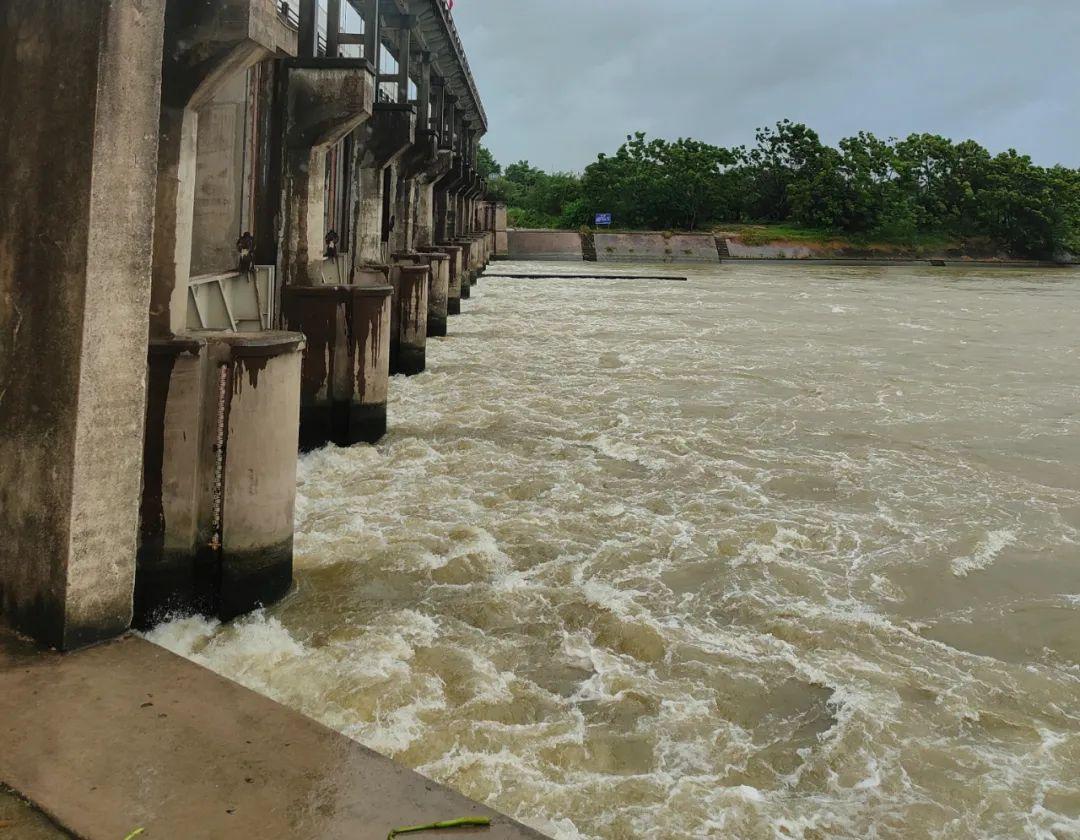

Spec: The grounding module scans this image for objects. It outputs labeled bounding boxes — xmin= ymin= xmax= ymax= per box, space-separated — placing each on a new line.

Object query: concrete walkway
xmin=0 ymin=629 xmax=547 ymax=840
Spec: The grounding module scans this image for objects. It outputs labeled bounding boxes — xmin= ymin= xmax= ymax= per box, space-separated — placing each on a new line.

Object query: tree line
xmin=478 ymin=121 xmax=1080 ymax=259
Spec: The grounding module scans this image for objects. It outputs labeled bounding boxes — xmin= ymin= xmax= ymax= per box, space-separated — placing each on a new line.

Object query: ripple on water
xmin=148 ymin=262 xmax=1080 ymax=839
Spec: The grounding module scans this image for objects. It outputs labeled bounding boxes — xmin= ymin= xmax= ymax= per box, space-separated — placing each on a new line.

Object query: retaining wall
xmin=507 ymin=229 xmax=583 ymax=261
xmin=595 ymin=232 xmax=719 ymax=263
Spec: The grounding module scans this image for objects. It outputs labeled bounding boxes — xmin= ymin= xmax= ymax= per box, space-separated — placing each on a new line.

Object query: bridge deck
xmin=0 ymin=629 xmax=546 ymax=840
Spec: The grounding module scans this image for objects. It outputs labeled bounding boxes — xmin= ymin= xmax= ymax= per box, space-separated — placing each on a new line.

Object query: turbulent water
xmin=149 ymin=262 xmax=1080 ymax=839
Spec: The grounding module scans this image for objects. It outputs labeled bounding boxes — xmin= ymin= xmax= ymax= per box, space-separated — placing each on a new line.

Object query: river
xmin=149 ymin=261 xmax=1080 ymax=839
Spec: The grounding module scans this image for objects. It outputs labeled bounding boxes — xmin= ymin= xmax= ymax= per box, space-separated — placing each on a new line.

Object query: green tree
xmin=483 ymin=120 xmax=1079 ymax=257
xmin=476 ymin=145 xmax=502 ymax=180
xmin=580 ymin=133 xmax=738 ymax=230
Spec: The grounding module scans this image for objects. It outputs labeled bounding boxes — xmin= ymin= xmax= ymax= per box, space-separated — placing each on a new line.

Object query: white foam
xmin=141 ymin=266 xmax=1080 ymax=840
xmin=951 ymin=528 xmax=1018 ymax=577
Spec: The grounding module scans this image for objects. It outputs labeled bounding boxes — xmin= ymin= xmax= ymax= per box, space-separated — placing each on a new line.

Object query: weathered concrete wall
xmin=507 ymin=229 xmax=584 ymax=261
xmin=0 ymin=0 xmax=166 ymax=649
xmin=349 ymin=104 xmax=415 ymax=272
xmin=724 ymin=239 xmax=814 ymax=259
xmin=595 ymin=232 xmax=719 ymax=263
xmin=190 ymin=71 xmax=250 ymax=277
xmin=281 ymin=60 xmax=376 ymax=287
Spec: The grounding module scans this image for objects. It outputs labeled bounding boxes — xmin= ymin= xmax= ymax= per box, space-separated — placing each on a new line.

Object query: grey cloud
xmin=453 ymin=0 xmax=1080 ymax=171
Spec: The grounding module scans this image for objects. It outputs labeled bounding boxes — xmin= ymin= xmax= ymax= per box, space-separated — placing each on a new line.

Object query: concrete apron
xmin=283 ymin=280 xmax=392 ymax=451
xmin=395 ymin=252 xmax=450 ymax=338
xmin=0 ymin=628 xmax=548 ymax=840
xmin=135 ymin=332 xmax=304 ymax=628
xmin=389 ymin=264 xmax=430 ymax=376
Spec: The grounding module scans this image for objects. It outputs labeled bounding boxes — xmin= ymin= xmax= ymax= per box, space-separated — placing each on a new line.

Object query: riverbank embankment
xmin=507 ymin=228 xmax=1072 ymax=267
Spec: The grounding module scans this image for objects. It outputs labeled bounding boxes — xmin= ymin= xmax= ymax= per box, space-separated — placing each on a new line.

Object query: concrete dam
xmin=0 ymin=1 xmax=527 ymax=837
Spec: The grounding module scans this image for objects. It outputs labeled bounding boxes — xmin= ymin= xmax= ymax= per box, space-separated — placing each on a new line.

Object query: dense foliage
xmin=482 ymin=121 xmax=1080 ymax=259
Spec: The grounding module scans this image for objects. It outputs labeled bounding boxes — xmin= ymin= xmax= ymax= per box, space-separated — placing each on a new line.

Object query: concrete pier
xmin=431 ymin=244 xmax=465 ymax=314
xmin=284 ymin=284 xmax=393 ymax=450
xmin=395 ymin=251 xmax=451 ymax=337
xmin=426 ymin=253 xmax=452 ymax=336
xmin=0 ymin=0 xmax=167 ymax=650
xmin=390 ymin=264 xmax=432 ymax=375
xmin=454 ymin=238 xmax=478 ymax=295
xmin=135 ymin=332 xmax=305 ymax=627
xmin=207 ymin=333 xmax=305 ymax=619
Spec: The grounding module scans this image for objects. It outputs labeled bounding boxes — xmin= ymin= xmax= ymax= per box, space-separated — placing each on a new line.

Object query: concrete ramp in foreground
xmin=0 ymin=630 xmax=547 ymax=840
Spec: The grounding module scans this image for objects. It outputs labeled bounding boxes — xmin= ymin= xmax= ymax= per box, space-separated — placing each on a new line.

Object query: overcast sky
xmin=451 ymin=0 xmax=1079 ymax=173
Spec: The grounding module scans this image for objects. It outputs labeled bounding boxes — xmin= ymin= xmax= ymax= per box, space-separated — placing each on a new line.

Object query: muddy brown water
xmin=150 ymin=262 xmax=1080 ymax=839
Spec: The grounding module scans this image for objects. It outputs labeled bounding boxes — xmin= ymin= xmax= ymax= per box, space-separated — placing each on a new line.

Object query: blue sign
xmin=595 ymin=213 xmax=612 ymax=226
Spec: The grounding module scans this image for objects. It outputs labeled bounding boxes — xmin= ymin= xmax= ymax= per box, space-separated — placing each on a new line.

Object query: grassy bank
xmin=714 ymin=223 xmax=993 ymax=259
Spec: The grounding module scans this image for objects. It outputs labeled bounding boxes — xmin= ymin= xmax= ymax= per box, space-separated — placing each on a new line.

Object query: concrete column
xmin=417 ymin=52 xmax=432 ymax=131
xmin=415 ymin=149 xmax=452 ymax=247
xmin=391 ymin=128 xmax=437 ymax=254
xmin=281 ymin=59 xmax=376 ymax=287
xmin=137 ymin=2 xmax=303 ymax=629
xmin=298 ymin=0 xmax=317 ymax=58
xmin=150 ymin=106 xmax=199 ymax=336
xmin=436 ymin=85 xmax=453 ymax=146
xmin=347 ymin=103 xmax=416 ymax=271
xmin=394 ymin=251 xmax=449 ymax=338
xmin=425 ymin=254 xmax=451 ymax=337
xmin=453 ymin=238 xmax=474 ymax=299
xmin=136 ymin=332 xmax=307 ymax=625
xmin=0 ymin=0 xmax=167 ymax=649
xmin=363 ymin=0 xmax=381 ymax=74
xmin=325 ymin=0 xmax=342 ymax=57
xmin=494 ymin=202 xmax=509 ymax=256
xmin=137 ymin=333 xmax=306 ymax=624
xmin=395 ymin=25 xmax=411 ymax=104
